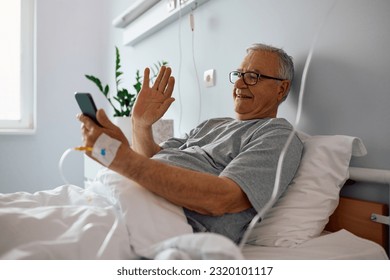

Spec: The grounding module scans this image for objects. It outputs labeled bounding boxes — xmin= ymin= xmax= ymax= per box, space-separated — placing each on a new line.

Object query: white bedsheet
xmin=1 ymin=170 xmax=387 ymax=260
xmin=137 ymin=230 xmax=389 ymax=260
xmin=0 ymin=185 xmax=133 ymax=259
xmin=242 ymin=229 xmax=389 ymax=260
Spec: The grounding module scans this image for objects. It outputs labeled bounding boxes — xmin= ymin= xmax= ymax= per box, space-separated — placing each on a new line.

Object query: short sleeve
xmin=159 ymin=120 xmax=210 ymax=150
xmin=221 ymin=128 xmax=303 ymax=213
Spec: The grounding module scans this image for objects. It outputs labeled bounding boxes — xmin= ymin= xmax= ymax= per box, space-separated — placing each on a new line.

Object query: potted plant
xmin=84 ymin=47 xmax=168 ymax=142
xmin=85 ymin=46 xmax=168 ymax=117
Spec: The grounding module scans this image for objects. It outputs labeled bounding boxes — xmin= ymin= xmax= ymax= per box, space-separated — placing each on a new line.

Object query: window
xmin=0 ymin=0 xmax=36 ymax=134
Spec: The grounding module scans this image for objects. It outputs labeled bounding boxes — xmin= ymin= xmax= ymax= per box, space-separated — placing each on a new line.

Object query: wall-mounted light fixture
xmin=113 ymin=0 xmax=210 ymax=46
xmin=112 ymin=0 xmax=160 ymax=28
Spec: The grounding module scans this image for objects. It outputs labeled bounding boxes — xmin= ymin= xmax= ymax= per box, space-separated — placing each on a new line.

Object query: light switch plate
xmin=204 ymin=69 xmax=216 ymax=87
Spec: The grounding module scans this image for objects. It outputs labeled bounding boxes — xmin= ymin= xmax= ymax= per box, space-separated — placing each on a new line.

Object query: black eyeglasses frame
xmin=229 ymin=70 xmax=285 ymax=86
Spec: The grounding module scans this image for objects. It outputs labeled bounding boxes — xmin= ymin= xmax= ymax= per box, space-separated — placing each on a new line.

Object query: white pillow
xmin=246 ymin=132 xmax=367 ymax=247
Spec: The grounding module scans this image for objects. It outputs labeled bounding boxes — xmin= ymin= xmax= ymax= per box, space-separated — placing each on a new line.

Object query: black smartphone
xmin=75 ymin=92 xmax=100 ymax=125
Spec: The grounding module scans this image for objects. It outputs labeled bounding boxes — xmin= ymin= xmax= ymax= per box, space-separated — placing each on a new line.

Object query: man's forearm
xmin=131 ymin=119 xmax=161 ymax=157
xmin=110 ymin=144 xmax=251 ymax=216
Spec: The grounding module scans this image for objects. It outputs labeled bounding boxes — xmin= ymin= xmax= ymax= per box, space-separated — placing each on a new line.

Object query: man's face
xmin=232 ymin=50 xmax=290 ymax=120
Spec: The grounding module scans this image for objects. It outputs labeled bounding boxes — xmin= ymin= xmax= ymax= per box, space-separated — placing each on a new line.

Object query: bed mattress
xmin=242 ymin=229 xmax=388 ymax=260
xmin=1 ymin=182 xmax=388 ymax=260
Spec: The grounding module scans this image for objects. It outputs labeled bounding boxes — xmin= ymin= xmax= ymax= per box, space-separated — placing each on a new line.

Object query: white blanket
xmin=0 ymin=169 xmax=197 ymax=259
xmin=4 ymin=168 xmax=380 ymax=260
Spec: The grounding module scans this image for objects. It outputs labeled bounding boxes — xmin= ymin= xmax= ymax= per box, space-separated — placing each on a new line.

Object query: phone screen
xmin=75 ymin=92 xmax=100 ymax=125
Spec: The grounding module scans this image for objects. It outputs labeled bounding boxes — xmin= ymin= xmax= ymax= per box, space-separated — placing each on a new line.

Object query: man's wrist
xmin=131 ymin=117 xmax=153 ymax=131
xmin=109 ymin=144 xmax=134 ymax=174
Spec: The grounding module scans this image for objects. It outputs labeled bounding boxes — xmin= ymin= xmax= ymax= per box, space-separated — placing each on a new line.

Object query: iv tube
xmin=238 ymin=0 xmax=338 ymax=249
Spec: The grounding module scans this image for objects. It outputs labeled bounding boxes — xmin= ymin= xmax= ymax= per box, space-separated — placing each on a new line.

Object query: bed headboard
xmin=326 ymin=167 xmax=390 ymax=255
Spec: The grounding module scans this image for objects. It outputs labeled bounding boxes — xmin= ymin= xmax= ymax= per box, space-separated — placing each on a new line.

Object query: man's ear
xmin=277 ymin=80 xmax=290 ymax=102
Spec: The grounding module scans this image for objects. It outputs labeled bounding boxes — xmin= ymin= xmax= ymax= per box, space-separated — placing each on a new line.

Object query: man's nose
xmin=235 ymin=77 xmax=248 ymax=88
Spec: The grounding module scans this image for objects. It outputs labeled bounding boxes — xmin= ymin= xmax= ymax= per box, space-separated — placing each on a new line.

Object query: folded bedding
xmin=0 ymin=185 xmax=133 ymax=259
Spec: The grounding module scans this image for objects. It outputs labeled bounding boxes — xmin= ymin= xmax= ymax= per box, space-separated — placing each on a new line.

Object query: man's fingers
xmin=164 ymin=76 xmax=175 ymax=98
xmin=157 ymin=67 xmax=172 ymax=92
xmin=96 ymin=109 xmax=115 ymax=129
xmin=77 ymin=113 xmax=96 ymax=130
xmin=152 ymin=66 xmax=167 ymax=91
xmin=142 ymin=67 xmax=151 ymax=89
xmin=163 ymin=97 xmax=175 ymax=109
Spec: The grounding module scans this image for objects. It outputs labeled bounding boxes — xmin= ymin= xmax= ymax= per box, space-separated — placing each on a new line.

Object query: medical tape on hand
xmin=92 ymin=133 xmax=121 ymax=167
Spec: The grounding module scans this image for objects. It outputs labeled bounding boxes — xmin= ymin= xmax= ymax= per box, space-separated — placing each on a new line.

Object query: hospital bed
xmin=0 ymin=133 xmax=388 ymax=260
xmin=243 ymin=189 xmax=389 ymax=260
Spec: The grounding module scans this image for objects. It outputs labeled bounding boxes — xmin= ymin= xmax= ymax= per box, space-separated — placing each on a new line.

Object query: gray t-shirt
xmin=152 ymin=117 xmax=303 ymax=243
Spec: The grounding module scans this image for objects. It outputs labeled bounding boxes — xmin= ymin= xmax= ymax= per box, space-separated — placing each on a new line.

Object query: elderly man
xmin=78 ymin=43 xmax=303 ymax=243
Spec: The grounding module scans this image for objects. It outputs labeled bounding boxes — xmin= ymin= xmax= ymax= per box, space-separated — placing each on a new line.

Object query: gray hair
xmin=247 ymin=43 xmax=294 ymax=88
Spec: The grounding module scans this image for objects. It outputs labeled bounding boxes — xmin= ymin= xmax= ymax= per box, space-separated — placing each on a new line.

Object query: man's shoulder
xmin=243 ymin=118 xmax=294 ymax=133
xmin=198 ymin=117 xmax=234 ymax=128
xmin=197 ymin=117 xmax=293 ymax=133
xmin=264 ymin=118 xmax=294 ymax=129
xmin=251 ymin=118 xmax=293 ymax=130
xmin=249 ymin=118 xmax=299 ymax=141
xmin=206 ymin=117 xmax=235 ymax=123
xmin=254 ymin=118 xmax=303 ymax=147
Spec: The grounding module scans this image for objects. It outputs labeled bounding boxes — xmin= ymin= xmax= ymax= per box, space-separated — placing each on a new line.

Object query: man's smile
xmin=235 ymin=89 xmax=253 ymax=99
xmin=236 ymin=94 xmax=252 ymax=99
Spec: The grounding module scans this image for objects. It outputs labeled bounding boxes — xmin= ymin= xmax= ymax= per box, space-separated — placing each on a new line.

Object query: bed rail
xmin=349 ymin=167 xmax=390 ymax=185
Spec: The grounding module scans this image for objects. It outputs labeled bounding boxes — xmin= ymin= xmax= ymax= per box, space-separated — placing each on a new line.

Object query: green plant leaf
xmin=133 ymin=82 xmax=141 ymax=93
xmin=115 ymin=46 xmax=121 ymax=71
xmin=85 ymin=74 xmax=103 ymax=93
xmin=104 ymin=85 xmax=109 ymax=96
xmin=84 ymin=47 xmax=168 ymax=118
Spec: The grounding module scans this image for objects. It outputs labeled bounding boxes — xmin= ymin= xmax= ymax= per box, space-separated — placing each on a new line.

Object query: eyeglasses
xmin=229 ymin=70 xmax=284 ymax=86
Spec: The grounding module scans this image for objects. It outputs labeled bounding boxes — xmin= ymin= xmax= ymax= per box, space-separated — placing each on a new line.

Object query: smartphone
xmin=75 ymin=92 xmax=100 ymax=125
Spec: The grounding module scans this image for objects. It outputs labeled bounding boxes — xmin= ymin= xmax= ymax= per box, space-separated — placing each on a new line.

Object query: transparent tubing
xmin=177 ymin=1 xmax=184 ymax=135
xmin=190 ymin=12 xmax=203 ymax=125
xmin=238 ymin=0 xmax=338 ymax=250
xmin=58 ymin=148 xmax=122 ymax=259
xmin=58 ymin=148 xmax=74 ymax=185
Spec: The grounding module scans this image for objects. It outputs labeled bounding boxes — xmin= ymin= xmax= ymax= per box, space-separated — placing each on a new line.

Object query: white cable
xmin=190 ymin=12 xmax=195 ymax=31
xmin=58 ymin=147 xmax=125 ymax=259
xmin=294 ymin=3 xmax=336 ymax=126
xmin=96 ymin=215 xmax=119 ymax=259
xmin=177 ymin=2 xmax=184 ymax=136
xmin=238 ymin=131 xmax=296 ymax=249
xmin=190 ymin=12 xmax=202 ymax=125
xmin=238 ymin=0 xmax=338 ymax=250
xmin=58 ymin=148 xmax=74 ymax=185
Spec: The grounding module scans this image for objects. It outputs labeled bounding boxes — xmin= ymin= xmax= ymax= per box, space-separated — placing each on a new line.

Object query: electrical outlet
xmin=204 ymin=69 xmax=216 ymax=88
xmin=167 ymin=0 xmax=176 ymax=12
